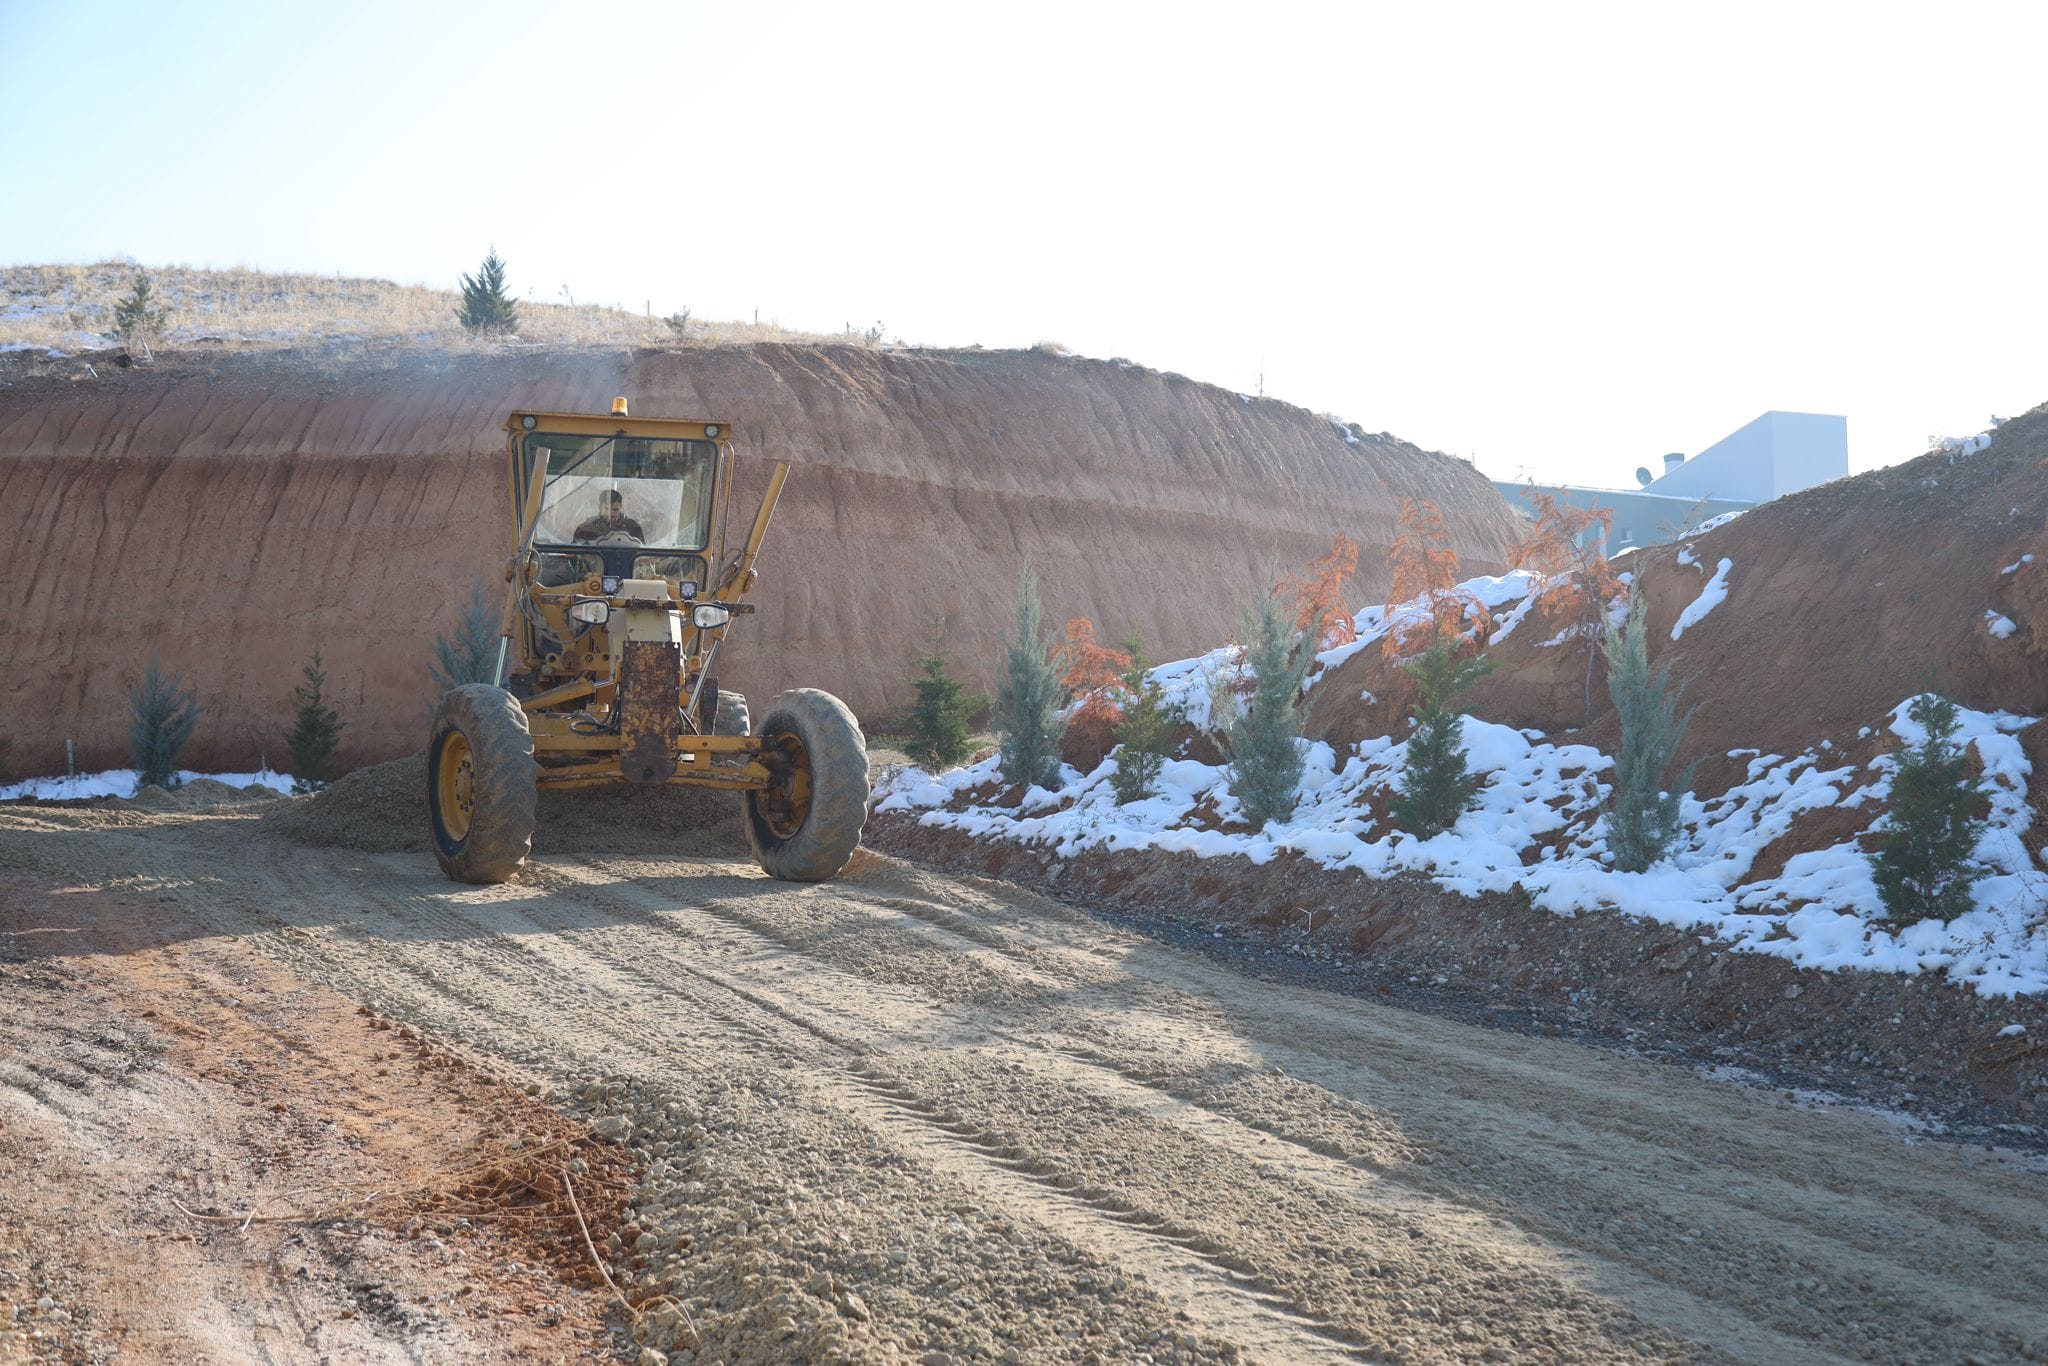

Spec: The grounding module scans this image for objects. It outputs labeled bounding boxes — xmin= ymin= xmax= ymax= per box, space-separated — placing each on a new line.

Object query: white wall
xmin=1646 ymin=410 xmax=1847 ymax=503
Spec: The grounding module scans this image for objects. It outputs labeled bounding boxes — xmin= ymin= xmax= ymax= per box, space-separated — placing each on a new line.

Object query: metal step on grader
xmin=426 ymin=399 xmax=867 ymax=884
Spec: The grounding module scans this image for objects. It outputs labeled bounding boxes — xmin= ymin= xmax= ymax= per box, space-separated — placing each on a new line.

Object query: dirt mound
xmin=0 ymin=343 xmax=1522 ymax=777
xmin=265 ymin=754 xmax=747 ymax=858
xmin=1309 ymin=405 xmax=2048 ymax=791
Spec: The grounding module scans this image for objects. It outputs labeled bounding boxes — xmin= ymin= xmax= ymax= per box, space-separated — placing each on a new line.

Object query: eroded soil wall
xmin=1 ymin=344 xmax=1523 ymax=773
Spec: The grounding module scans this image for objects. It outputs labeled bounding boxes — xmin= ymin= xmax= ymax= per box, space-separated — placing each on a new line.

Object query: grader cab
xmin=426 ymin=400 xmax=867 ymax=884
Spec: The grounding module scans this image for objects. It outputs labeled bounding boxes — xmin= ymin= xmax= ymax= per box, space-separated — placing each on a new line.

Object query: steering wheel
xmin=591 ymin=530 xmax=644 ymax=547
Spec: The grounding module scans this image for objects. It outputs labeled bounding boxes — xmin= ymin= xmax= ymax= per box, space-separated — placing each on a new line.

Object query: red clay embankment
xmin=1 ymin=343 xmax=1523 ymax=773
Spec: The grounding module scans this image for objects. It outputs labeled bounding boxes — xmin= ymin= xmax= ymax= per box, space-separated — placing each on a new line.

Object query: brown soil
xmin=261 ymin=754 xmax=748 ymax=858
xmin=9 ymin=794 xmax=2048 ymax=1363
xmin=870 ymin=812 xmax=2048 ymax=1137
xmin=0 ymin=877 xmax=635 ymax=1364
xmin=1311 ymin=405 xmax=2048 ymax=771
xmin=0 ymin=342 xmax=1522 ymax=777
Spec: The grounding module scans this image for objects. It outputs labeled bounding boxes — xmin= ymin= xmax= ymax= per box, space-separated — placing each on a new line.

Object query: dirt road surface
xmin=5 ymin=796 xmax=2046 ymax=1364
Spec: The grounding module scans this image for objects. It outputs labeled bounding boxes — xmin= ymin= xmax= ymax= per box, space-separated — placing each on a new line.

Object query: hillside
xmin=879 ymin=408 xmax=2048 ymax=996
xmin=0 ymin=336 xmax=1524 ymax=775
xmin=0 ymin=260 xmax=859 ymax=352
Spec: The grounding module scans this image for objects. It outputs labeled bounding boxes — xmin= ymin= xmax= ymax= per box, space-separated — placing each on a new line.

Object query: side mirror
xmin=692 ymin=604 xmax=732 ymax=630
xmin=568 ymin=599 xmax=610 ymax=625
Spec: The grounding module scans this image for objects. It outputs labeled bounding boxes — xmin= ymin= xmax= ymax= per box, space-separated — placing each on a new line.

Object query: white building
xmin=1493 ymin=410 xmax=1848 ymax=552
xmin=1638 ymin=411 xmax=1848 ymax=505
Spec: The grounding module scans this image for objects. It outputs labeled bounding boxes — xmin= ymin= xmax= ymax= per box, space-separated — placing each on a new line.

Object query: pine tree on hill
xmin=1388 ymin=639 xmax=1495 ymax=839
xmin=906 ymin=625 xmax=980 ymax=772
xmin=1602 ymin=588 xmax=1696 ymax=872
xmin=1225 ymin=592 xmax=1314 ymax=829
xmin=457 ymin=248 xmax=519 ymax=335
xmin=1109 ymin=646 xmax=1182 ymax=807
xmin=1868 ymin=691 xmax=1988 ymax=925
xmin=130 ymin=656 xmax=201 ymax=790
xmin=113 ymin=272 xmax=169 ymax=345
xmin=993 ymin=571 xmax=1065 ymax=791
xmin=428 ymin=582 xmax=502 ymax=701
xmin=286 ymin=653 xmax=346 ymax=794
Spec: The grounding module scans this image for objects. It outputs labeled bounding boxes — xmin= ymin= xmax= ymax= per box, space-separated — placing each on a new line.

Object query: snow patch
xmin=0 ymin=768 xmax=294 ymax=802
xmin=1671 ymin=558 xmax=1734 ymax=640
xmin=875 ymin=693 xmax=2048 ymax=997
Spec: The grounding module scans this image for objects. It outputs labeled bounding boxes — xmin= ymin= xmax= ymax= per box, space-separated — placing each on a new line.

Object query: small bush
xmin=906 ymin=627 xmax=981 ymax=772
xmin=457 ymin=248 xmax=518 ymax=335
xmin=1509 ymin=489 xmax=1622 ymax=721
xmin=1225 ymin=593 xmax=1314 ymax=828
xmin=1279 ymin=534 xmax=1360 ymax=652
xmin=286 ymin=653 xmax=346 ymax=794
xmin=994 ymin=571 xmax=1065 ymax=791
xmin=662 ymin=308 xmax=693 ymax=338
xmin=1060 ymin=618 xmax=1132 ymax=725
xmin=1602 ymin=588 xmax=1696 ymax=871
xmin=1385 ymin=499 xmax=1484 ymax=658
xmin=130 ymin=656 xmax=201 ymax=790
xmin=1868 ymin=692 xmax=1988 ymax=924
xmin=1109 ymin=649 xmax=1182 ymax=806
xmin=429 ymin=581 xmax=502 ymax=699
xmin=113 ymin=272 xmax=168 ymax=344
xmin=1388 ymin=640 xmax=1495 ymax=839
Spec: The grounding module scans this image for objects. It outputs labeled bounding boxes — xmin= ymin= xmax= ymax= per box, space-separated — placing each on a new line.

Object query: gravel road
xmin=5 ymin=798 xmax=2045 ymax=1364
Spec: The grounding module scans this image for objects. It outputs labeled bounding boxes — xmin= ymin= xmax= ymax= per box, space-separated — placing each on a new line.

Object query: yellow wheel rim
xmin=436 ymin=732 xmax=476 ymax=842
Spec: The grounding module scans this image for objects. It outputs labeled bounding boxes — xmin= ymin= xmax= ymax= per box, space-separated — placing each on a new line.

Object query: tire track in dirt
xmin=8 ymin=806 xmax=2048 ymax=1362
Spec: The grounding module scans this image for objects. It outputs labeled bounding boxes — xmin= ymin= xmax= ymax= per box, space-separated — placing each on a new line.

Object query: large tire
xmin=745 ymin=689 xmax=868 ymax=882
xmin=712 ymin=689 xmax=750 ymax=737
xmin=427 ymin=685 xmax=539 ymax=884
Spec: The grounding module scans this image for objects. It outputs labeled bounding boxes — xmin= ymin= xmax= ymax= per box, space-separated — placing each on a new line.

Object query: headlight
xmin=569 ymin=599 xmax=609 ymax=624
xmin=692 ymin=605 xmax=732 ymax=630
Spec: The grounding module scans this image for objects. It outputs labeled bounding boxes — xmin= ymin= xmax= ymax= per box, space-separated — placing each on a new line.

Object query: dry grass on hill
xmin=0 ymin=260 xmax=877 ymax=354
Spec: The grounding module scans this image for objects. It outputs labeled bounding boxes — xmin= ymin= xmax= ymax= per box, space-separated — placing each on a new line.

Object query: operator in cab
xmin=574 ymin=489 xmax=644 ymax=542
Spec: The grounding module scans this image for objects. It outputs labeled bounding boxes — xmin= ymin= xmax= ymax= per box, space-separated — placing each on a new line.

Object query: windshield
xmin=527 ymin=435 xmax=717 ymax=551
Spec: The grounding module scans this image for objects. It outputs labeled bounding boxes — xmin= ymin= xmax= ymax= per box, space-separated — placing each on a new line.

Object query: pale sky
xmin=4 ymin=0 xmax=2043 ymax=487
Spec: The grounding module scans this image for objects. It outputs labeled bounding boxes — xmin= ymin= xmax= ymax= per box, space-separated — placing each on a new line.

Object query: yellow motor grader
xmin=425 ymin=399 xmax=867 ymax=884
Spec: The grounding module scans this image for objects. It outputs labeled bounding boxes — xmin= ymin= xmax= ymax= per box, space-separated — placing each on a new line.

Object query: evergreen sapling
xmin=113 ymin=272 xmax=169 ymax=345
xmin=906 ymin=631 xmax=979 ymax=772
xmin=1225 ymin=592 xmax=1314 ymax=828
xmin=129 ymin=656 xmax=201 ymax=790
xmin=287 ymin=653 xmax=346 ymax=794
xmin=429 ymin=581 xmax=502 ymax=700
xmin=1601 ymin=589 xmax=1696 ymax=871
xmin=457 ymin=248 xmax=519 ymax=335
xmin=993 ymin=572 xmax=1065 ymax=791
xmin=1388 ymin=640 xmax=1495 ymax=839
xmin=1868 ymin=692 xmax=1988 ymax=924
xmin=1109 ymin=648 xmax=1181 ymax=806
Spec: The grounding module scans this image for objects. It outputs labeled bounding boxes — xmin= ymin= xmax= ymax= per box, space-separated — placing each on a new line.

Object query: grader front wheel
xmin=745 ymin=689 xmax=868 ymax=882
xmin=427 ymin=685 xmax=539 ymax=884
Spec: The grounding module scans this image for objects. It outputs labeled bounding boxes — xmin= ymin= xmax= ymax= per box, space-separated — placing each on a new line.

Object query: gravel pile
xmin=129 ymin=778 xmax=277 ymax=810
xmin=264 ymin=755 xmax=747 ymax=858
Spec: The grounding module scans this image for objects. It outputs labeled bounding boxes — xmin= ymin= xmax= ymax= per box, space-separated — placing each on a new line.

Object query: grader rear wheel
xmin=745 ymin=689 xmax=868 ymax=882
xmin=427 ymin=684 xmax=539 ymax=885
xmin=712 ymin=689 xmax=750 ymax=737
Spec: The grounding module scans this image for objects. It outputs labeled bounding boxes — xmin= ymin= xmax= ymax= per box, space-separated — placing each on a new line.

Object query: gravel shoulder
xmin=4 ymin=795 xmax=2046 ymax=1363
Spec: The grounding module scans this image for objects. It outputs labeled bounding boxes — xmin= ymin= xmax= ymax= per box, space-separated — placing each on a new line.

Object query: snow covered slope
xmin=880 ymin=568 xmax=2048 ymax=996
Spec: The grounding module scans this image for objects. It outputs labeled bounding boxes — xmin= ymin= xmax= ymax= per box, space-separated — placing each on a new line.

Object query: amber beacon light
xmin=611 ymin=396 xmax=630 ymax=417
